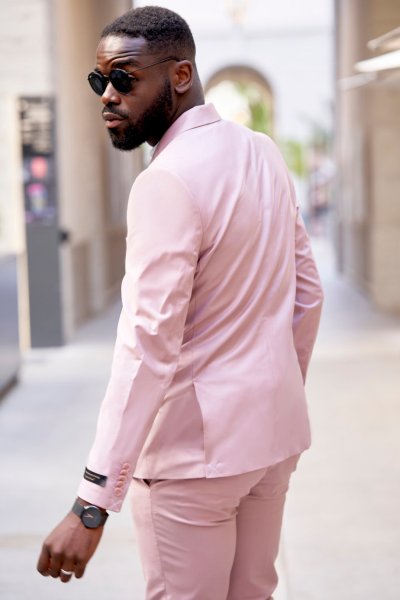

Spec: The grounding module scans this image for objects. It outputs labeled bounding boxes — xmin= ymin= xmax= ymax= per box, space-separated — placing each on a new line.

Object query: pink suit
xmin=77 ymin=104 xmax=323 ymax=599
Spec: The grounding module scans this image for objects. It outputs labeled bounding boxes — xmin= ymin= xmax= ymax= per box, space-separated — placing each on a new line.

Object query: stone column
xmin=335 ymin=0 xmax=400 ymax=312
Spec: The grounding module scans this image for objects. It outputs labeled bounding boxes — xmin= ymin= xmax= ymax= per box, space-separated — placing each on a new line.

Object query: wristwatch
xmin=72 ymin=499 xmax=108 ymax=529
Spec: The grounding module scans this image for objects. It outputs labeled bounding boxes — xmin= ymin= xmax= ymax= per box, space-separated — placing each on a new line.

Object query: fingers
xmin=37 ymin=542 xmax=87 ymax=581
xmin=37 ymin=541 xmax=79 ymax=582
xmin=59 ymin=557 xmax=76 ymax=583
xmin=74 ymin=559 xmax=86 ymax=579
xmin=37 ymin=544 xmax=64 ymax=579
xmin=38 ymin=548 xmax=82 ymax=582
xmin=37 ymin=513 xmax=104 ymax=583
xmin=36 ymin=544 xmax=51 ymax=577
xmin=59 ymin=570 xmax=73 ymax=583
xmin=57 ymin=556 xmax=87 ymax=581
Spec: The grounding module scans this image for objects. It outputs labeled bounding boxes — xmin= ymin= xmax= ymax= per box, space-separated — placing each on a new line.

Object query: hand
xmin=37 ymin=510 xmax=104 ymax=583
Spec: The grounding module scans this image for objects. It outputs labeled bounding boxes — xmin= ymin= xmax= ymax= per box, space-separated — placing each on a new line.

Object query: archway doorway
xmin=205 ymin=66 xmax=274 ymax=136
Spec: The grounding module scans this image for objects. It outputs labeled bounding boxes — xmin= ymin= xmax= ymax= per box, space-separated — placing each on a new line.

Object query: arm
xmin=37 ymin=167 xmax=202 ymax=580
xmin=78 ymin=168 xmax=202 ymax=510
xmin=292 ymin=206 xmax=323 ymax=382
xmin=263 ymin=133 xmax=323 ymax=380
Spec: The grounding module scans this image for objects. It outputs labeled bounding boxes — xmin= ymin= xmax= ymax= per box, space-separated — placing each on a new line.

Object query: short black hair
xmin=101 ymin=6 xmax=196 ymax=61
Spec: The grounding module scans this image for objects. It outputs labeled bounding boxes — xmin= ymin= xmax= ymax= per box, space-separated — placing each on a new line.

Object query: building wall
xmin=136 ymin=0 xmax=334 ymax=144
xmin=0 ymin=0 xmax=141 ymax=347
xmin=135 ymin=0 xmax=333 ymax=216
xmin=336 ymin=0 xmax=400 ymax=311
xmin=0 ymin=0 xmax=54 ymax=349
xmin=53 ymin=0 xmax=139 ymax=335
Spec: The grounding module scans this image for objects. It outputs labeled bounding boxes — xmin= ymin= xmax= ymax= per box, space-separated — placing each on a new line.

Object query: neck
xmin=148 ymin=80 xmax=205 ymax=147
xmin=169 ymin=78 xmax=205 ymax=127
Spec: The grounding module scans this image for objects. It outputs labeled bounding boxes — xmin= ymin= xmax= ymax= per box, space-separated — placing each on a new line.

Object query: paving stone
xmin=1 ymin=238 xmax=399 ymax=599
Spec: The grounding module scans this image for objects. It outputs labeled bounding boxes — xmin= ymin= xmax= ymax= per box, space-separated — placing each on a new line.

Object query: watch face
xmin=82 ymin=505 xmax=103 ymax=528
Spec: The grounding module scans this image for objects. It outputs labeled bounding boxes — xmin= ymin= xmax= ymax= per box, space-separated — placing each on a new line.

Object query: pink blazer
xmin=78 ymin=104 xmax=323 ymax=511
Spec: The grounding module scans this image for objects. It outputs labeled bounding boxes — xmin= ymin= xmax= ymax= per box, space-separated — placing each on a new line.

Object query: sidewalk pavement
xmin=1 ymin=238 xmax=399 ymax=599
xmin=277 ymin=239 xmax=400 ymax=600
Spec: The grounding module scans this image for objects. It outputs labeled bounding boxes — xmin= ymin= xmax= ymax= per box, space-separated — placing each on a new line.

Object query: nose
xmin=101 ymin=82 xmax=121 ymax=105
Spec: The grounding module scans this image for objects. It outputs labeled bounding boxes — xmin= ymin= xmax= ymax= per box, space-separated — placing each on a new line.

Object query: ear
xmin=172 ymin=60 xmax=193 ymax=95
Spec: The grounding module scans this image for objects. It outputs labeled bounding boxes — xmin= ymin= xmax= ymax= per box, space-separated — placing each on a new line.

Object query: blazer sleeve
xmin=77 ymin=167 xmax=202 ymax=511
xmin=292 ymin=200 xmax=324 ymax=383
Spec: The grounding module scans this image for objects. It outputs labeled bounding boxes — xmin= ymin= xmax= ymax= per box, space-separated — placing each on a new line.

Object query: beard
xmin=107 ymin=78 xmax=173 ymax=151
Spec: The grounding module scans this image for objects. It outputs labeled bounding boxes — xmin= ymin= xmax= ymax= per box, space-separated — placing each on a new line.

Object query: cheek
xmin=123 ymin=95 xmax=148 ymax=119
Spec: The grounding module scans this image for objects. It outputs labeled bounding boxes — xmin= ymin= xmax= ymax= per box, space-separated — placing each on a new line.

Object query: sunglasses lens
xmin=88 ymin=72 xmax=106 ymax=96
xmin=109 ymin=70 xmax=133 ymax=94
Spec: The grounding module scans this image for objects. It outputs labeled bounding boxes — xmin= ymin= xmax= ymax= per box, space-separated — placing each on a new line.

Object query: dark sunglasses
xmin=87 ymin=57 xmax=179 ymax=96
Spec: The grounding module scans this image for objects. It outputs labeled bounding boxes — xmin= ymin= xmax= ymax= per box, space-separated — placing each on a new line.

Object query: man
xmin=37 ymin=6 xmax=323 ymax=599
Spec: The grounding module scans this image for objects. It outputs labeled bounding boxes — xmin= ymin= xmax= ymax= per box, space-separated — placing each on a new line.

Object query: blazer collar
xmin=151 ymin=103 xmax=221 ymax=161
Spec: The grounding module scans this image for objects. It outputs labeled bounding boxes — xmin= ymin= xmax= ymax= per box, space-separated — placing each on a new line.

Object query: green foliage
xmin=233 ymin=81 xmax=273 ymax=135
xmin=279 ymin=139 xmax=307 ymax=179
xmin=211 ymin=79 xmax=332 ymax=182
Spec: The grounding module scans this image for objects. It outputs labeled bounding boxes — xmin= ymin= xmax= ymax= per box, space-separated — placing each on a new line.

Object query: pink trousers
xmin=130 ymin=454 xmax=300 ymax=600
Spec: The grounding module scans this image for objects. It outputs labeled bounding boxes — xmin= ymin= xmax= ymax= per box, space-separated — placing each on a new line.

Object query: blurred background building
xmin=0 ymin=0 xmax=142 ymax=393
xmin=335 ymin=0 xmax=400 ymax=312
xmin=145 ymin=0 xmax=334 ymax=208
xmin=1 ymin=0 xmax=400 ymax=395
